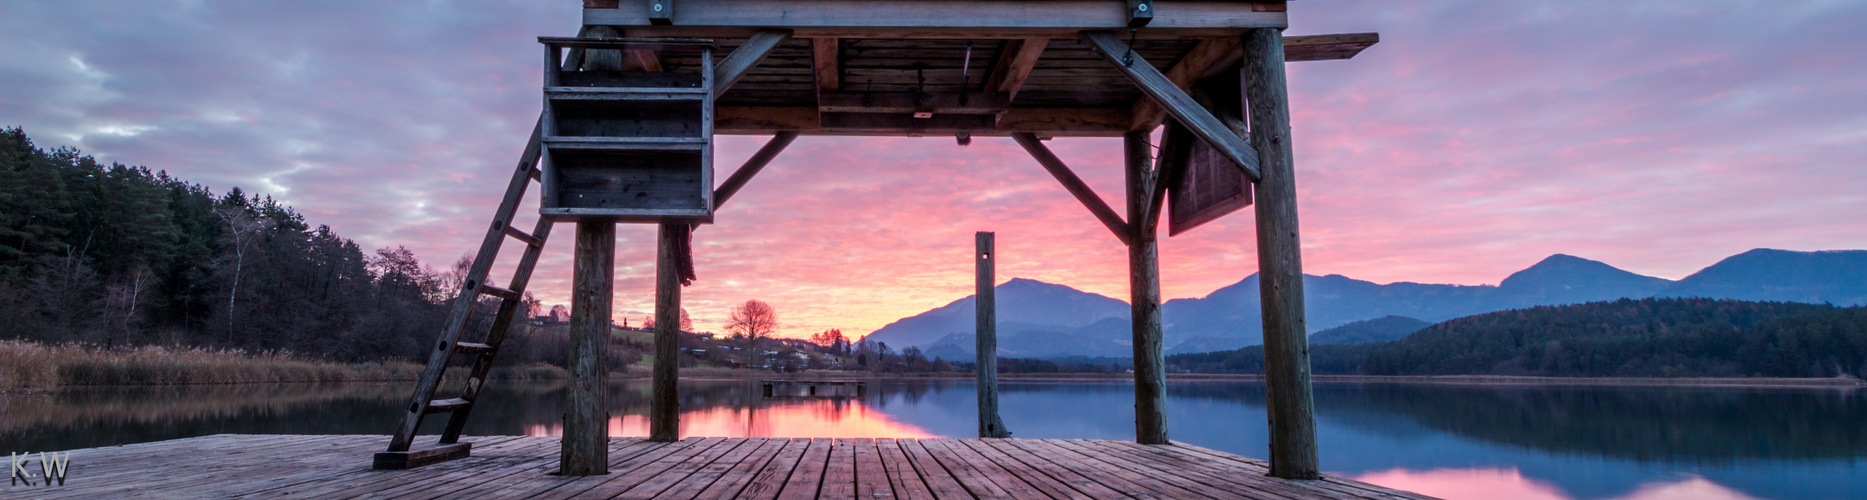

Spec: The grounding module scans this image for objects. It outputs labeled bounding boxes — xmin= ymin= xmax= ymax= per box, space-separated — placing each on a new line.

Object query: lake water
xmin=3 ymin=378 xmax=1863 ymax=499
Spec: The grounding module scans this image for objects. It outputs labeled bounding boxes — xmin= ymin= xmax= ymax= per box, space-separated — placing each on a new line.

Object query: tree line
xmin=1167 ymin=298 xmax=1867 ymax=378
xmin=0 ymin=128 xmax=549 ymax=363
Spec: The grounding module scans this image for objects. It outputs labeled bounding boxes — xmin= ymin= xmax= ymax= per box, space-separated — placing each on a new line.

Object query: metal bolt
xmin=653 ymin=3 xmax=664 ymax=12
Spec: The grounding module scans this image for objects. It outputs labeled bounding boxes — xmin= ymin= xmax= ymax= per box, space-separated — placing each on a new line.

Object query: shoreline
xmin=622 ymin=370 xmax=1867 ymax=389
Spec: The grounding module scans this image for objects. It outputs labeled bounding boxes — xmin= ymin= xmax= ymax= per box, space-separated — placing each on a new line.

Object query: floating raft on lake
xmin=9 ymin=434 xmax=1435 ymax=499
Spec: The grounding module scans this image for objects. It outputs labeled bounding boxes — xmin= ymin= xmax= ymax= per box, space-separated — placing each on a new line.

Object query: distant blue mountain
xmin=864 ymin=248 xmax=1867 ymax=357
xmin=861 ymin=278 xmax=1128 ymax=350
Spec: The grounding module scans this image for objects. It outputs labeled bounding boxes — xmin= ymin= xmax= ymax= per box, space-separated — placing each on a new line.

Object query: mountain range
xmin=863 ymin=248 xmax=1867 ymax=358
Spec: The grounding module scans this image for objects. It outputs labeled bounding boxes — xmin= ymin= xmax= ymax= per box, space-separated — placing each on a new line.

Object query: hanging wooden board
xmin=1167 ymin=120 xmax=1253 ymax=236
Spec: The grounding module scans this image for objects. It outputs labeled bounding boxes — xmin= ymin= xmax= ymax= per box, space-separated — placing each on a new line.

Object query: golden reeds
xmin=0 ymin=340 xmax=565 ymax=391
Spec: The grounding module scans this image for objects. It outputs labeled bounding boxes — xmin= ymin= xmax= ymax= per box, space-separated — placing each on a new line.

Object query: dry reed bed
xmin=0 ymin=340 xmax=565 ymax=391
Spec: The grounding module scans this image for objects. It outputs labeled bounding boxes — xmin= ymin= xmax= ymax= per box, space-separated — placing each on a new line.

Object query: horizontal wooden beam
xmin=1084 ymin=30 xmax=1261 ymax=182
xmin=587 ymin=0 xmax=1286 ymax=38
xmin=1284 ymin=32 xmax=1380 ymax=62
xmin=1013 ymin=133 xmax=1132 ymax=246
xmin=1126 ymin=32 xmax=1380 ymax=131
xmin=817 ymin=91 xmax=1010 ymax=115
xmin=715 ymin=107 xmax=1130 ymax=136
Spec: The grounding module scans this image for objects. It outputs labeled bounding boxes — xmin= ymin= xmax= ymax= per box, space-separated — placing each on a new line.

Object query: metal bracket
xmin=1126 ymin=0 xmax=1154 ymax=28
xmin=649 ymin=0 xmax=674 ymax=25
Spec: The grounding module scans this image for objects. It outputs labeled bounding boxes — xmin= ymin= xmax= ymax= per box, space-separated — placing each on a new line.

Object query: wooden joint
xmin=1083 ymin=30 xmax=1262 ymax=182
xmin=715 ymin=29 xmax=794 ymax=98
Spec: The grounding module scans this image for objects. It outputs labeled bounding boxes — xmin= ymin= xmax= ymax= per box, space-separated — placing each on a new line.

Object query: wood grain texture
xmin=1124 ymin=131 xmax=1169 ymax=446
xmin=1244 ymin=27 xmax=1319 ymax=480
xmin=812 ymin=38 xmax=840 ymax=92
xmin=9 ymin=435 xmax=1436 ymax=499
xmin=975 ymin=232 xmax=1011 ymax=439
xmin=652 ymin=222 xmax=685 ymax=442
xmin=564 ymin=221 xmax=614 ymax=475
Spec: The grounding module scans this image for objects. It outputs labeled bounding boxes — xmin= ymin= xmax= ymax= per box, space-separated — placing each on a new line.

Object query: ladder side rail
xmin=438 ymin=217 xmax=556 ymax=444
xmin=386 ymin=116 xmax=544 ymax=452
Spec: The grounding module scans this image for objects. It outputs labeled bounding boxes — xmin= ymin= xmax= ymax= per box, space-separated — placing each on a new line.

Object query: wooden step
xmin=545 ymin=86 xmax=708 ymax=100
xmin=541 ymin=137 xmax=708 ymax=151
xmin=503 ymin=225 xmax=542 ymax=248
xmin=453 ymin=342 xmax=496 ymax=356
xmin=423 ymin=398 xmax=471 ymax=414
xmin=372 ymin=441 xmax=472 ymax=470
xmin=476 ymin=283 xmax=521 ymax=301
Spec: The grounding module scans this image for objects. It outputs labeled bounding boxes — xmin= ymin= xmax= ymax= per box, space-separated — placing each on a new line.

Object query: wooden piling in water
xmin=1245 ymin=27 xmax=1320 ymax=480
xmin=563 ymin=221 xmax=612 ymax=475
xmin=976 ymin=231 xmax=1010 ymax=438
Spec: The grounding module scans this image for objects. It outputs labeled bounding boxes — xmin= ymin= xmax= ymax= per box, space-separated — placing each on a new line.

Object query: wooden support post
xmin=975 ymin=232 xmax=1011 ymax=438
xmin=1244 ymin=27 xmax=1318 ymax=480
xmin=650 ymin=223 xmax=684 ymax=442
xmin=562 ymin=221 xmax=612 ymax=476
xmin=1125 ymin=130 xmax=1168 ymax=445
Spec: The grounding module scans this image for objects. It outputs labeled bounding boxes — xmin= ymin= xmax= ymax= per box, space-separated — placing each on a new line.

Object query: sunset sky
xmin=3 ymin=1 xmax=1863 ymax=339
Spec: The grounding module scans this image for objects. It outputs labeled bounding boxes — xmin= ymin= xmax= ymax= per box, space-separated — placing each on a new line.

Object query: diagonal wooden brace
xmin=1011 ymin=133 xmax=1132 ymax=246
xmin=714 ymin=29 xmax=793 ymax=99
xmin=1082 ymin=30 xmax=1262 ymax=182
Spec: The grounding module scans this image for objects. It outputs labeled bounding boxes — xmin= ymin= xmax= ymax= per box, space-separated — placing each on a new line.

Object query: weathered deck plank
xmin=0 ymin=435 xmax=1435 ymax=499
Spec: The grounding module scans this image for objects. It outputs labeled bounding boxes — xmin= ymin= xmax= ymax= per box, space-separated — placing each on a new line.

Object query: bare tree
xmin=727 ymin=299 xmax=778 ymax=367
xmin=215 ymin=206 xmax=272 ymax=343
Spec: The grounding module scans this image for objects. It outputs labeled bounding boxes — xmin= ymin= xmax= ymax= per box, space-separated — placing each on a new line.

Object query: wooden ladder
xmin=373 ymin=118 xmax=553 ymax=470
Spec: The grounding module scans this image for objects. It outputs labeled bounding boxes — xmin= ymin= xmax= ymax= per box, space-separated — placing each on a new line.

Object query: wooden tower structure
xmin=378 ymin=0 xmax=1377 ymax=481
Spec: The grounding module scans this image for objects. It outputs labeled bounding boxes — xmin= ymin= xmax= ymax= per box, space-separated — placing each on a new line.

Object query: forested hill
xmin=0 ymin=128 xmax=497 ymax=363
xmin=1360 ymin=298 xmax=1867 ymax=378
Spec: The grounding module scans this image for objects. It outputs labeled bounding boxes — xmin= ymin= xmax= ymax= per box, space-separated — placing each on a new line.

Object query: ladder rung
xmin=424 ymin=398 xmax=471 ymax=414
xmin=454 ymin=342 xmax=496 ymax=356
xmin=529 ymin=167 xmax=541 ymax=182
xmin=477 ymin=283 xmax=522 ymax=302
xmin=503 ymin=226 xmax=542 ymax=248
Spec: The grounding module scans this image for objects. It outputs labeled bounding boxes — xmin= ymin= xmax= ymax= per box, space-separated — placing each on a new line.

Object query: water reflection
xmin=2 ymin=378 xmax=1861 ymax=500
xmin=524 ymin=402 xmax=936 ymax=438
xmin=1355 ymin=468 xmax=1762 ymax=500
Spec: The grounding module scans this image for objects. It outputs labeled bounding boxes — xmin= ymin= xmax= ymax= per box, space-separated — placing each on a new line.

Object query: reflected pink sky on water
xmin=1354 ymin=467 xmax=1761 ymax=500
xmin=524 ymin=400 xmax=937 ymax=439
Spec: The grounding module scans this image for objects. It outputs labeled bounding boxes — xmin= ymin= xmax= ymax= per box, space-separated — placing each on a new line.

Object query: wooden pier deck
xmin=4 ymin=434 xmax=1435 ymax=499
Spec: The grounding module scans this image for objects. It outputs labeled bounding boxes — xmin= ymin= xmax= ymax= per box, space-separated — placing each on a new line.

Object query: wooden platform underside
xmin=7 ymin=434 xmax=1436 ymax=499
